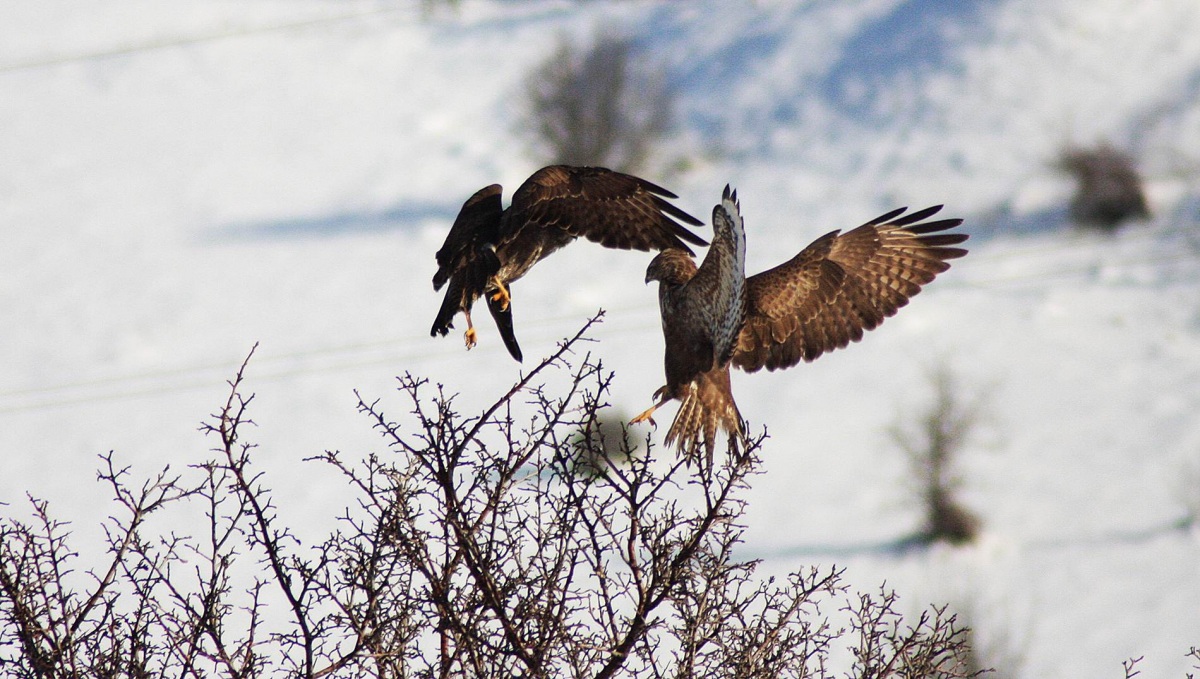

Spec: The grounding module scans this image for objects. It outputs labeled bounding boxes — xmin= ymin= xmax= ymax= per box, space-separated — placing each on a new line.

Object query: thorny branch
xmin=1 ymin=313 xmax=981 ymax=678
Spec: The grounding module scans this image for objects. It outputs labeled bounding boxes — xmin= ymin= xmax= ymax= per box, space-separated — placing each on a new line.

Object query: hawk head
xmin=645 ymin=248 xmax=698 ymax=286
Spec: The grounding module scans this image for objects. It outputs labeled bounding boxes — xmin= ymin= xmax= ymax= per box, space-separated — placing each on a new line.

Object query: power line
xmin=964 ymin=222 xmax=1199 ymax=264
xmin=957 ymin=252 xmax=1200 ymax=289
xmin=0 ymin=305 xmax=663 ymax=415
xmin=1 ymin=232 xmax=1196 ymax=415
xmin=0 ymin=6 xmax=409 ymax=75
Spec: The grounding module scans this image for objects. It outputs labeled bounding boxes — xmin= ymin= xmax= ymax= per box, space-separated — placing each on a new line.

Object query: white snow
xmin=3 ymin=0 xmax=1199 ymax=675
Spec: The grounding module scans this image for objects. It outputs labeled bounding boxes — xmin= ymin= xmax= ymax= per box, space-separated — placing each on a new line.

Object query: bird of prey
xmin=631 ymin=186 xmax=968 ymax=461
xmin=431 ymin=165 xmax=706 ymax=361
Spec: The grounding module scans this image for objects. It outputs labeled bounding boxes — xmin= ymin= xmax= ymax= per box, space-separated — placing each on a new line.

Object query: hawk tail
xmin=486 ymin=289 xmax=523 ymax=362
xmin=665 ymin=367 xmax=745 ymax=466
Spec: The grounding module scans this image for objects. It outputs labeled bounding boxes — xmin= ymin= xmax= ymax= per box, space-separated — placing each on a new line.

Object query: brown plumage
xmin=632 ymin=189 xmax=968 ymax=461
xmin=431 ymin=165 xmax=706 ymax=361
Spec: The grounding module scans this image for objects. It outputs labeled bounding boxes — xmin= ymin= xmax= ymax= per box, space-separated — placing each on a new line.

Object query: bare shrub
xmin=2 ymin=316 xmax=976 ymax=677
xmin=1058 ymin=143 xmax=1151 ymax=231
xmin=525 ymin=33 xmax=671 ymax=172
xmin=890 ymin=366 xmax=984 ymax=546
xmin=845 ymin=589 xmax=978 ymax=678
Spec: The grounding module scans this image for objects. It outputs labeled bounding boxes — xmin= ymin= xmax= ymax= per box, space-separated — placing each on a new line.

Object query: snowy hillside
xmin=3 ymin=0 xmax=1199 ymax=675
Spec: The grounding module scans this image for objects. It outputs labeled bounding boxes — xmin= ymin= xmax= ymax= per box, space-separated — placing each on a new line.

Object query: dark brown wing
xmin=501 ymin=165 xmax=706 ymax=254
xmin=731 ymin=205 xmax=968 ymax=373
xmin=430 ymin=185 xmax=504 ymax=339
xmin=432 ymin=184 xmax=503 ymax=291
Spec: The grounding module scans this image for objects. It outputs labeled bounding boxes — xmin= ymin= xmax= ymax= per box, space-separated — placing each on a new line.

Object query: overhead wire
xmin=962 ymin=220 xmax=1200 ymax=264
xmin=3 ymin=8 xmax=1198 ymax=412
xmin=0 ymin=5 xmax=410 ymax=75
xmin=4 ymin=234 xmax=1197 ymax=416
xmin=0 ymin=302 xmax=665 ymax=415
xmin=955 ymin=248 xmax=1200 ymax=289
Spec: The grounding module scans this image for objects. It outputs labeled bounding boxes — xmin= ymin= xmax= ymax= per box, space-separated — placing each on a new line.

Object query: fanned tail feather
xmin=664 ymin=368 xmax=745 ymax=465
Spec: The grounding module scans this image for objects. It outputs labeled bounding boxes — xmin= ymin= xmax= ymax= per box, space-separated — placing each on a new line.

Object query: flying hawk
xmin=431 ymin=165 xmax=706 ymax=361
xmin=631 ymin=186 xmax=968 ymax=461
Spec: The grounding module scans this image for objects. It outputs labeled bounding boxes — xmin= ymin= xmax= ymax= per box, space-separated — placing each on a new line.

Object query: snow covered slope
xmin=2 ymin=0 xmax=1198 ymax=675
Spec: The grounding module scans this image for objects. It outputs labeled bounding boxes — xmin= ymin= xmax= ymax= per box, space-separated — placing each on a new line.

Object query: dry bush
xmin=844 ymin=589 xmax=976 ymax=679
xmin=2 ymin=316 xmax=976 ymax=677
xmin=1058 ymin=143 xmax=1151 ymax=231
xmin=890 ymin=366 xmax=984 ymax=546
xmin=525 ymin=33 xmax=671 ymax=172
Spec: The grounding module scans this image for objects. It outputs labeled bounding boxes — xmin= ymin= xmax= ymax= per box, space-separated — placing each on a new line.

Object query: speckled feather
xmin=645 ymin=198 xmax=967 ymax=458
xmin=732 ymin=205 xmax=967 ymax=373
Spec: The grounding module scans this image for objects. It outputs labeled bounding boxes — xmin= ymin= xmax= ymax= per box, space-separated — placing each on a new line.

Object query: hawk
xmin=431 ymin=165 xmax=706 ymax=361
xmin=631 ymin=186 xmax=968 ymax=460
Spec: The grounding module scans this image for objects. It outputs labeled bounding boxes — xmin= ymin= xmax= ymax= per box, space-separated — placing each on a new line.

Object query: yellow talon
xmin=629 ymin=406 xmax=658 ymax=429
xmin=489 ymin=280 xmax=511 ymax=312
xmin=464 ymin=327 xmax=477 ymax=350
xmin=630 ymin=386 xmax=671 ymax=428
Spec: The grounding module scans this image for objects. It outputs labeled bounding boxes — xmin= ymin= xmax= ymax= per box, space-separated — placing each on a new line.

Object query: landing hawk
xmin=431 ymin=165 xmax=706 ymax=361
xmin=631 ymin=187 xmax=968 ymax=460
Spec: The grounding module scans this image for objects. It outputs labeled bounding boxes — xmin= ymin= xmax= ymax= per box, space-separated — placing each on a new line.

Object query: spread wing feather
xmin=731 ymin=206 xmax=967 ymax=373
xmin=502 ymin=165 xmax=707 ymax=254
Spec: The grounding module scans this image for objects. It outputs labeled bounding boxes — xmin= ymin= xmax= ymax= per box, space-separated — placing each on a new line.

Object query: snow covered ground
xmin=3 ymin=0 xmax=1199 ymax=675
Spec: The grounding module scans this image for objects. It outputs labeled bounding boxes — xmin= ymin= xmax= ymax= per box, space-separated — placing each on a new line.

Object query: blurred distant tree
xmin=526 ymin=33 xmax=672 ymax=172
xmin=1 ymin=317 xmax=979 ymax=677
xmin=421 ymin=0 xmax=461 ymax=14
xmin=890 ymin=366 xmax=985 ymax=546
xmin=1058 ymin=143 xmax=1151 ymax=232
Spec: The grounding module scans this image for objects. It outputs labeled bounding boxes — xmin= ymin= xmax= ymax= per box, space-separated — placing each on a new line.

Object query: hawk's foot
xmin=629 ymin=405 xmax=658 ymax=429
xmin=631 ymin=386 xmax=673 ymax=428
xmin=489 ymin=280 xmax=511 ymax=312
xmin=464 ymin=327 xmax=478 ymax=350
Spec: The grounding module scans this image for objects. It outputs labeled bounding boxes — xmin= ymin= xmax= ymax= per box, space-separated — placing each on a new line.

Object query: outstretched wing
xmin=731 ymin=205 xmax=967 ymax=373
xmin=502 ymin=165 xmax=707 ymax=254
